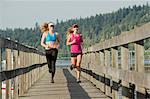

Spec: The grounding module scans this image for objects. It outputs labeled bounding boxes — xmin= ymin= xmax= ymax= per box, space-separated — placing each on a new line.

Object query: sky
xmin=0 ymin=0 xmax=150 ymax=29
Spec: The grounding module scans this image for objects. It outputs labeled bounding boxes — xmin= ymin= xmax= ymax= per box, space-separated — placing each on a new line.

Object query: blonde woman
xmin=40 ymin=22 xmax=60 ymax=83
xmin=66 ymin=24 xmax=83 ymax=83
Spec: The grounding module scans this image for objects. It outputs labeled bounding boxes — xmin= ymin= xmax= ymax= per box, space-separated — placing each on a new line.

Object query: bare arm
xmin=80 ymin=34 xmax=83 ymax=43
xmin=66 ymin=35 xmax=76 ymax=45
xmin=56 ymin=32 xmax=61 ymax=43
xmin=41 ymin=33 xmax=48 ymax=48
xmin=80 ymin=34 xmax=84 ymax=49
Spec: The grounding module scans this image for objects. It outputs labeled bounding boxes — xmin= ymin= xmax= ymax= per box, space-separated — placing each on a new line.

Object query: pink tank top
xmin=70 ymin=33 xmax=83 ymax=53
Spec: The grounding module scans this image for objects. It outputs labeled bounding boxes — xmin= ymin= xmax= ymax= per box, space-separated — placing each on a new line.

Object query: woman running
xmin=66 ymin=24 xmax=83 ymax=83
xmin=40 ymin=22 xmax=60 ymax=83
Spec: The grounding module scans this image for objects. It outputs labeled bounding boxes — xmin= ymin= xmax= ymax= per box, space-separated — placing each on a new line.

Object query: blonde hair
xmin=40 ymin=22 xmax=49 ymax=33
xmin=66 ymin=27 xmax=74 ymax=39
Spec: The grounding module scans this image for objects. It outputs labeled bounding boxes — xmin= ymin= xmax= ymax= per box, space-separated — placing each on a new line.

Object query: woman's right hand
xmin=45 ymin=44 xmax=49 ymax=49
xmin=72 ymin=39 xmax=76 ymax=44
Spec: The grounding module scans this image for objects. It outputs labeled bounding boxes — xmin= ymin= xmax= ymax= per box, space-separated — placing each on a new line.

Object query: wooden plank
xmin=19 ymin=68 xmax=110 ymax=99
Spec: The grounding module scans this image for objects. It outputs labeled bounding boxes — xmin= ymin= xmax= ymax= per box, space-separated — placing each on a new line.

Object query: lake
xmin=56 ymin=59 xmax=71 ymax=67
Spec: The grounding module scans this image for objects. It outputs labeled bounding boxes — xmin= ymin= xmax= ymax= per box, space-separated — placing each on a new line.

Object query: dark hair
xmin=72 ymin=24 xmax=79 ymax=28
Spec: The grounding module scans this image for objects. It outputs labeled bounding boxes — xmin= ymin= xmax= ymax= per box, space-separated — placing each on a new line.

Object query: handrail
xmin=0 ymin=36 xmax=45 ymax=55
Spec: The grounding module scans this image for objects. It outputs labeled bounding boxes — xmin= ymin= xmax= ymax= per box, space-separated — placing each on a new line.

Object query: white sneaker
xmin=77 ymin=78 xmax=81 ymax=83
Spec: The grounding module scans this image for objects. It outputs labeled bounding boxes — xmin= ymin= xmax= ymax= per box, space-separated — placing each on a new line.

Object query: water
xmin=145 ymin=60 xmax=150 ymax=65
xmin=56 ymin=59 xmax=71 ymax=67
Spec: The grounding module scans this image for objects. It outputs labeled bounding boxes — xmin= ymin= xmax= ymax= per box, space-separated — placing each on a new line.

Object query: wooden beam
xmin=134 ymin=40 xmax=144 ymax=72
xmin=121 ymin=45 xmax=129 ymax=70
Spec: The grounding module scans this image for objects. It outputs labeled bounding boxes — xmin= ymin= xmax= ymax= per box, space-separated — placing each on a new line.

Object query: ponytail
xmin=40 ymin=22 xmax=49 ymax=33
xmin=66 ymin=27 xmax=73 ymax=39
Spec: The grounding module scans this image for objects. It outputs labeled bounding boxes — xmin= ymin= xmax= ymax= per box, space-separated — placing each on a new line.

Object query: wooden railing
xmin=0 ymin=37 xmax=47 ymax=99
xmin=81 ymin=22 xmax=150 ymax=99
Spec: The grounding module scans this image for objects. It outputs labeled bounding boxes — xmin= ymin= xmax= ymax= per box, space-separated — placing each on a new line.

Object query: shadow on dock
xmin=63 ymin=69 xmax=91 ymax=99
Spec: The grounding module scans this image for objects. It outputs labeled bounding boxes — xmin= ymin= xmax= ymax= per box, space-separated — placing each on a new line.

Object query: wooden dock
xmin=19 ymin=68 xmax=110 ymax=99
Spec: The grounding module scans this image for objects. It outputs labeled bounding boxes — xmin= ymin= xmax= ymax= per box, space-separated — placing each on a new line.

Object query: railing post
xmin=32 ymin=53 xmax=34 ymax=85
xmin=33 ymin=53 xmax=36 ymax=84
xmin=26 ymin=52 xmax=28 ymax=92
xmin=121 ymin=45 xmax=129 ymax=70
xmin=13 ymin=50 xmax=19 ymax=99
xmin=18 ymin=51 xmax=23 ymax=96
xmin=85 ymin=53 xmax=88 ymax=79
xmin=0 ymin=48 xmax=2 ymax=99
xmin=18 ymin=51 xmax=21 ymax=96
xmin=24 ymin=52 xmax=28 ymax=92
xmin=26 ymin=52 xmax=28 ymax=91
xmin=121 ymin=45 xmax=129 ymax=99
xmin=34 ymin=54 xmax=36 ymax=83
xmin=6 ymin=49 xmax=12 ymax=99
xmin=99 ymin=50 xmax=105 ymax=92
xmin=111 ymin=47 xmax=119 ymax=99
xmin=82 ymin=53 xmax=88 ymax=79
xmin=94 ymin=51 xmax=100 ymax=86
xmin=104 ymin=49 xmax=111 ymax=97
xmin=111 ymin=47 xmax=118 ymax=68
xmin=91 ymin=52 xmax=98 ymax=85
xmin=85 ymin=53 xmax=89 ymax=80
xmin=134 ymin=40 xmax=144 ymax=72
xmin=36 ymin=54 xmax=39 ymax=81
xmin=104 ymin=49 xmax=110 ymax=67
xmin=29 ymin=53 xmax=32 ymax=87
xmin=90 ymin=52 xmax=95 ymax=83
xmin=29 ymin=53 xmax=31 ymax=88
xmin=23 ymin=51 xmax=25 ymax=95
xmin=134 ymin=40 xmax=145 ymax=99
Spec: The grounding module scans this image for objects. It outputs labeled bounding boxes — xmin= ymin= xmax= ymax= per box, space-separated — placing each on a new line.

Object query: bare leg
xmin=70 ymin=57 xmax=77 ymax=70
xmin=76 ymin=54 xmax=82 ymax=82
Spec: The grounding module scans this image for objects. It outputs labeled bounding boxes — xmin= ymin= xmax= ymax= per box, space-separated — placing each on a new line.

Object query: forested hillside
xmin=0 ymin=4 xmax=149 ymax=52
